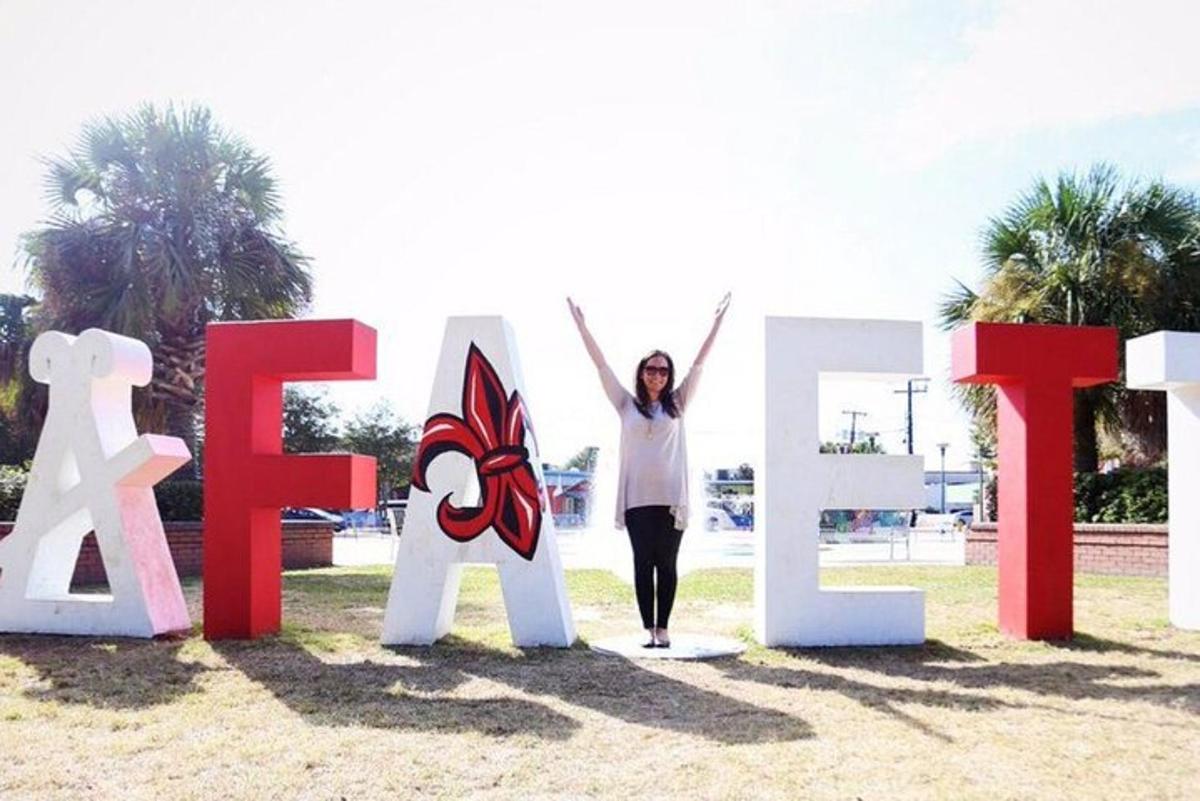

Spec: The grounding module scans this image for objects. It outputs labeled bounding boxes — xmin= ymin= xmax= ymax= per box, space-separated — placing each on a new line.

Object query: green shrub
xmin=0 ymin=465 xmax=28 ymax=520
xmin=0 ymin=466 xmax=201 ymax=522
xmin=983 ymin=467 xmax=1166 ymax=524
xmin=1075 ymin=468 xmax=1167 ymax=524
xmin=155 ymin=480 xmax=203 ymax=521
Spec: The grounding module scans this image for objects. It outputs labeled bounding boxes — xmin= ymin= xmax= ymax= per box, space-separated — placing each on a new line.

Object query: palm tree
xmin=0 ymin=294 xmax=38 ymax=464
xmin=20 ymin=104 xmax=313 ymax=457
xmin=941 ymin=165 xmax=1200 ymax=471
xmin=0 ymin=294 xmax=36 ymax=387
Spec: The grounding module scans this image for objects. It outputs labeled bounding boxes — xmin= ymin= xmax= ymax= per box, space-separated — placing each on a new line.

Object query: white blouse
xmin=597 ymin=361 xmax=701 ymax=531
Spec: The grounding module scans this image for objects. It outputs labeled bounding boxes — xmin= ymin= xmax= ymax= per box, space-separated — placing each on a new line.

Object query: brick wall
xmin=967 ymin=522 xmax=1168 ymax=577
xmin=0 ymin=520 xmax=334 ymax=587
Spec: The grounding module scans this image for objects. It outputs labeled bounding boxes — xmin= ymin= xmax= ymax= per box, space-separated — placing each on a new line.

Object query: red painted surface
xmin=203 ymin=320 xmax=377 ymax=639
xmin=412 ymin=344 xmax=543 ymax=560
xmin=951 ymin=322 xmax=1117 ymax=639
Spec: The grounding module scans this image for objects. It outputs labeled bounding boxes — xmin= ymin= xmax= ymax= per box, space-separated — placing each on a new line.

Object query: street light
xmin=975 ymin=445 xmax=991 ymax=523
xmin=937 ymin=442 xmax=949 ymax=514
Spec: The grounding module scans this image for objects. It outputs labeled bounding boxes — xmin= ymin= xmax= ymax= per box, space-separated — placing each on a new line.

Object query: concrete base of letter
xmin=590 ymin=633 xmax=747 ymax=660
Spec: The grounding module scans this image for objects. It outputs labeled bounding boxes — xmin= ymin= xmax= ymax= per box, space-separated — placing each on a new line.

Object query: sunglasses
xmin=642 ymin=366 xmax=670 ymax=377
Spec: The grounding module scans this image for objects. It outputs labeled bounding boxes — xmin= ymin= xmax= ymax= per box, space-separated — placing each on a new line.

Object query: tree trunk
xmin=164 ymin=399 xmax=200 ymax=479
xmin=151 ymin=332 xmax=205 ymax=479
xmin=1074 ymin=390 xmax=1100 ymax=473
xmin=1118 ymin=389 xmax=1167 ymax=464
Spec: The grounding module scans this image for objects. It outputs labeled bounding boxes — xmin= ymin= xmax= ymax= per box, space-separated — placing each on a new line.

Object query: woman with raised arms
xmin=567 ymin=293 xmax=730 ymax=648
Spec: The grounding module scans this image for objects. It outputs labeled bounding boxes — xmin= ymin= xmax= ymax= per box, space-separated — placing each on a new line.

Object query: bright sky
xmin=2 ymin=0 xmax=1199 ymax=474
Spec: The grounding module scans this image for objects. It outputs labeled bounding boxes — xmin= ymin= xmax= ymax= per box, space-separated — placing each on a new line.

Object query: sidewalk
xmin=332 ymin=527 xmax=966 ymax=576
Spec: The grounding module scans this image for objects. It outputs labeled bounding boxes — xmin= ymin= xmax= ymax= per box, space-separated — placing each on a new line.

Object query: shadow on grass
xmin=435 ymin=639 xmax=814 ymax=745
xmin=0 ymin=635 xmax=209 ymax=710
xmin=724 ymin=639 xmax=1200 ymax=731
xmin=215 ymin=632 xmax=812 ymax=744
xmin=1052 ymin=631 xmax=1200 ymax=664
xmin=268 ymin=571 xmax=812 ymax=743
xmin=213 ymin=637 xmax=581 ymax=740
xmin=717 ymin=641 xmax=1009 ymax=743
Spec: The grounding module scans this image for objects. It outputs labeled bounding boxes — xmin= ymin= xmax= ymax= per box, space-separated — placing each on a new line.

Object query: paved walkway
xmin=333 ymin=527 xmax=965 ymax=577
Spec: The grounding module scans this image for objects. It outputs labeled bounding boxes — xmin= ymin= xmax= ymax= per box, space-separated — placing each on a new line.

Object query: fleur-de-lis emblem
xmin=411 ymin=343 xmax=544 ymax=560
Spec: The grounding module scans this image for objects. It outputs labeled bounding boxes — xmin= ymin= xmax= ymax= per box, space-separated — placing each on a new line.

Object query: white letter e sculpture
xmin=0 ymin=329 xmax=191 ymax=637
xmin=757 ymin=317 xmax=926 ymax=646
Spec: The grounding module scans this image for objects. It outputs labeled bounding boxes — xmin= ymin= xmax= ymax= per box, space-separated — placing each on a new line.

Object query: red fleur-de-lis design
xmin=411 ymin=343 xmax=544 ymax=560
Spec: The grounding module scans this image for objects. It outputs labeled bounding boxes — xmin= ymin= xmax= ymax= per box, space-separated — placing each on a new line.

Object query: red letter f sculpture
xmin=204 ymin=320 xmax=377 ymax=639
xmin=952 ymin=323 xmax=1116 ymax=640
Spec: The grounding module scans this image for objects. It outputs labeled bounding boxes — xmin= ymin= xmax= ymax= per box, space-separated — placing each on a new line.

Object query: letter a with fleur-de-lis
xmin=383 ymin=317 xmax=575 ymax=647
xmin=0 ymin=329 xmax=191 ymax=637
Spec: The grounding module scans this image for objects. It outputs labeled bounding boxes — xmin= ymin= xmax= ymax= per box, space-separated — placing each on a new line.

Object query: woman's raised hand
xmin=691 ymin=292 xmax=730 ymax=369
xmin=714 ymin=291 xmax=731 ymax=321
xmin=567 ymin=296 xmax=608 ymax=368
xmin=567 ymin=296 xmax=586 ymax=327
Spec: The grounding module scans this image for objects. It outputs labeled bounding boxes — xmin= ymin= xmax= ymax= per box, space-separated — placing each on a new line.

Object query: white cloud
xmin=886 ymin=0 xmax=1200 ymax=167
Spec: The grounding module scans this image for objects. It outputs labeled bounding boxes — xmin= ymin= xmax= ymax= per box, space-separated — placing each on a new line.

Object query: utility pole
xmin=937 ymin=442 xmax=949 ymax=513
xmin=841 ymin=410 xmax=868 ymax=449
xmin=893 ymin=378 xmax=929 ymax=455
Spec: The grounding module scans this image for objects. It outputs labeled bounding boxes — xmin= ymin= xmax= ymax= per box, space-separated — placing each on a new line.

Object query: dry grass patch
xmin=0 ymin=565 xmax=1197 ymax=800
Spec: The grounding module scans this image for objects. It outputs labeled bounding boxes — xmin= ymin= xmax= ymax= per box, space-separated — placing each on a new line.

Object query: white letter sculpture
xmin=382 ymin=317 xmax=575 ymax=646
xmin=1126 ymin=331 xmax=1200 ymax=629
xmin=0 ymin=329 xmax=191 ymax=637
xmin=757 ymin=317 xmax=926 ymax=646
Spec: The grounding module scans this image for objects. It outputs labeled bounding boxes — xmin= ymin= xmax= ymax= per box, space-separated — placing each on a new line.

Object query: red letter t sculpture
xmin=951 ymin=323 xmax=1116 ymax=640
xmin=204 ymin=320 xmax=377 ymax=639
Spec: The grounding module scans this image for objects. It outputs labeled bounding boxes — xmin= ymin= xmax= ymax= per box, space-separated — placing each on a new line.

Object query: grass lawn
xmin=1 ymin=564 xmax=1198 ymax=800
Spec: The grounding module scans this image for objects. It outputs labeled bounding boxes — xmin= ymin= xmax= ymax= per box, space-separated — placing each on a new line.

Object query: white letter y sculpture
xmin=0 ymin=329 xmax=191 ymax=637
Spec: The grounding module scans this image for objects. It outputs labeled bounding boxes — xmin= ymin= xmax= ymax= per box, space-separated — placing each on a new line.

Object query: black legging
xmin=624 ymin=505 xmax=684 ymax=629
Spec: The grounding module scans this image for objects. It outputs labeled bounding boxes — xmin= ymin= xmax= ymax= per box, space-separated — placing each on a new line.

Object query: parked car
xmin=282 ymin=507 xmax=345 ymax=531
xmin=704 ymin=500 xmax=754 ymax=531
xmin=705 ymin=506 xmax=736 ymax=531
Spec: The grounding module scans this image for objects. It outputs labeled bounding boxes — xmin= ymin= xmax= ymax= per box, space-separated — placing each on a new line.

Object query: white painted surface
xmin=1127 ymin=331 xmax=1200 ymax=630
xmin=589 ymin=633 xmax=746 ymax=660
xmin=0 ymin=330 xmax=191 ymax=637
xmin=756 ymin=317 xmax=926 ymax=646
xmin=382 ymin=317 xmax=575 ymax=646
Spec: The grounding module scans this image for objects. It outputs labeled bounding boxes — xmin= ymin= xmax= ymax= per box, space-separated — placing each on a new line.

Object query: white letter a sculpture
xmin=0 ymin=329 xmax=191 ymax=637
xmin=382 ymin=317 xmax=575 ymax=646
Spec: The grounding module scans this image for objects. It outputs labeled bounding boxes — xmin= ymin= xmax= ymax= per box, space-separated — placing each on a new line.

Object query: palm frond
xmin=938 ymin=279 xmax=978 ymax=330
xmin=18 ymin=103 xmax=314 ymax=445
xmin=941 ymin=162 xmax=1200 ymax=467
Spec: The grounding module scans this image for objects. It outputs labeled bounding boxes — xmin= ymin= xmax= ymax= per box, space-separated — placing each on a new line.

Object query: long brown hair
xmin=634 ymin=350 xmax=679 ymax=419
